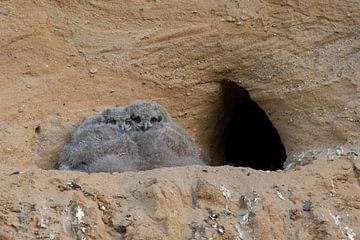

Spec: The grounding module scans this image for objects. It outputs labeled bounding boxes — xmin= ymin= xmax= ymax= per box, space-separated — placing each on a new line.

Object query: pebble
xmin=217 ymin=225 xmax=225 ymax=235
xmin=335 ymin=147 xmax=343 ymax=156
xmin=89 ymin=67 xmax=98 ymax=77
xmin=221 ymin=16 xmax=236 ymax=22
xmin=303 ymin=200 xmax=312 ymax=211
xmin=37 ymin=218 xmax=49 ymax=229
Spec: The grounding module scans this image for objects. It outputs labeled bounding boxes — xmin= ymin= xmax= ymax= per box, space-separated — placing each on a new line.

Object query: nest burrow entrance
xmin=210 ymin=81 xmax=287 ymax=171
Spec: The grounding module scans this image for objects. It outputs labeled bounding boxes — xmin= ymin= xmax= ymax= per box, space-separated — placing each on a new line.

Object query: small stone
xmin=75 ymin=206 xmax=85 ymax=223
xmin=186 ymin=92 xmax=191 ymax=96
xmin=89 ymin=67 xmax=98 ymax=76
xmin=240 ymin=16 xmax=248 ymax=21
xmin=221 ymin=16 xmax=236 ymax=22
xmin=37 ymin=218 xmax=49 ymax=229
xmin=47 ymin=233 xmax=55 ymax=240
xmin=217 ymin=225 xmax=225 ymax=235
xmin=303 ymin=200 xmax=312 ymax=211
xmin=335 ymin=147 xmax=343 ymax=156
xmin=276 ymin=191 xmax=286 ymax=201
xmin=99 ymin=204 xmax=106 ymax=211
xmin=58 ymin=181 xmax=82 ymax=191
xmin=209 ymin=212 xmax=219 ymax=220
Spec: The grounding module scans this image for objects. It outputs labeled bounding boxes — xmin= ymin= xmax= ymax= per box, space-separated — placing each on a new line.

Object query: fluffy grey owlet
xmin=125 ymin=100 xmax=204 ymax=170
xmin=57 ymin=107 xmax=140 ymax=173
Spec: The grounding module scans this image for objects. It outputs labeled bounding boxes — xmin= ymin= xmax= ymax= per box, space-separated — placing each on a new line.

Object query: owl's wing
xmin=157 ymin=124 xmax=199 ymax=156
xmin=128 ymin=123 xmax=201 ymax=171
xmin=59 ymin=132 xmax=139 ymax=171
xmin=70 ymin=124 xmax=121 ymax=144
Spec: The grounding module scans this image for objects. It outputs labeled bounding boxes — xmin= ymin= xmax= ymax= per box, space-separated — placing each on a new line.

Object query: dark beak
xmin=118 ymin=123 xmax=125 ymax=132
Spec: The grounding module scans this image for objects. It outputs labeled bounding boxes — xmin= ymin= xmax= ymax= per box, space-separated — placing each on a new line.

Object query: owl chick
xmin=125 ymin=100 xmax=171 ymax=132
xmin=73 ymin=107 xmax=132 ymax=135
xmin=58 ymin=107 xmax=140 ymax=173
xmin=125 ymin=100 xmax=204 ymax=170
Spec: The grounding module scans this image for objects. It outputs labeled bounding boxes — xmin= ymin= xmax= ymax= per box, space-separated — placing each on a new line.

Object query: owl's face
xmin=101 ymin=107 xmax=132 ymax=132
xmin=126 ymin=100 xmax=171 ymax=132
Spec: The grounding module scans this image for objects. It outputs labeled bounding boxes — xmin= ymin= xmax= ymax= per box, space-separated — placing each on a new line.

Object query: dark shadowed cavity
xmin=213 ymin=81 xmax=287 ymax=171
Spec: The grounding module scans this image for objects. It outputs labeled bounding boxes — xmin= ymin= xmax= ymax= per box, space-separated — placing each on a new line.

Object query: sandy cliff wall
xmin=0 ymin=0 xmax=359 ymax=239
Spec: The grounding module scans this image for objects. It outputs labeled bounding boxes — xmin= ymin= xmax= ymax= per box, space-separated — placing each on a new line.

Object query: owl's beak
xmin=141 ymin=121 xmax=152 ymax=131
xmin=118 ymin=122 xmax=131 ymax=132
xmin=118 ymin=123 xmax=125 ymax=132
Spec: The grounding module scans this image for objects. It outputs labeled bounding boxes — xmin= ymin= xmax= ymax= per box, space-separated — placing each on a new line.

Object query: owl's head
xmin=125 ymin=100 xmax=171 ymax=132
xmin=101 ymin=107 xmax=132 ymax=132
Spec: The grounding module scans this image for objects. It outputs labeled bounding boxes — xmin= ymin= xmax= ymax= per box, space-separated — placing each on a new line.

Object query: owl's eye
xmin=150 ymin=117 xmax=158 ymax=123
xmin=125 ymin=119 xmax=131 ymax=125
xmin=131 ymin=115 xmax=141 ymax=123
xmin=106 ymin=118 xmax=117 ymax=125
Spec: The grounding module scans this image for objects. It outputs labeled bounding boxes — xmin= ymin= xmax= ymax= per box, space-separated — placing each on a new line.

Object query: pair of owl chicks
xmin=58 ymin=100 xmax=204 ymax=173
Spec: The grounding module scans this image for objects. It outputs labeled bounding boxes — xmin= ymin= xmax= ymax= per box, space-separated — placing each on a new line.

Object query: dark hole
xmin=115 ymin=225 xmax=127 ymax=234
xmin=35 ymin=126 xmax=41 ymax=134
xmin=214 ymin=81 xmax=286 ymax=171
